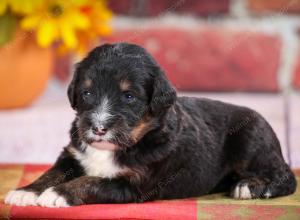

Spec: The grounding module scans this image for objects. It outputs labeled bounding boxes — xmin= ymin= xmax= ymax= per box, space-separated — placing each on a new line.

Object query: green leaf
xmin=0 ymin=12 xmax=17 ymax=47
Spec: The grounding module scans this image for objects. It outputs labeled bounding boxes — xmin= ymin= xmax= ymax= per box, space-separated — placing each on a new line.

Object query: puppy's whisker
xmin=116 ymin=130 xmax=133 ymax=147
xmin=114 ymin=132 xmax=129 ymax=146
xmin=71 ymin=128 xmax=80 ymax=137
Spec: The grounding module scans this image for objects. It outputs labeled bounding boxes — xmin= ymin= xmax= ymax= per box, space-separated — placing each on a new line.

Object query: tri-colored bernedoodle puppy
xmin=5 ymin=43 xmax=296 ymax=207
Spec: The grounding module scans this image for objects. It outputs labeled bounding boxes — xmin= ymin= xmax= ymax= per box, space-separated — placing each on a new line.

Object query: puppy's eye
xmin=123 ymin=92 xmax=135 ymax=102
xmin=82 ymin=91 xmax=91 ymax=97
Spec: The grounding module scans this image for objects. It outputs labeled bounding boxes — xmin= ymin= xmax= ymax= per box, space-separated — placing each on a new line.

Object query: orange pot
xmin=0 ymin=29 xmax=53 ymax=109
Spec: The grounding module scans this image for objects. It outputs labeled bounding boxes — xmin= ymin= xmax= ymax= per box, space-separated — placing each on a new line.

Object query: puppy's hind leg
xmin=231 ymin=162 xmax=296 ymax=200
xmin=227 ymin=111 xmax=297 ymax=200
xmin=228 ymin=135 xmax=296 ymax=199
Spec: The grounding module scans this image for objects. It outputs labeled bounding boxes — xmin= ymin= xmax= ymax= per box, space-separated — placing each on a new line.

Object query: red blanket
xmin=0 ymin=164 xmax=299 ymax=219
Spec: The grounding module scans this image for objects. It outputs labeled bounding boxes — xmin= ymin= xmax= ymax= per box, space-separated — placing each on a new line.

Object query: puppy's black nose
xmin=92 ymin=125 xmax=107 ymax=136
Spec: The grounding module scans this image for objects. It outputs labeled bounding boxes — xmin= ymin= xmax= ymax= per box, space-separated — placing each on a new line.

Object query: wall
xmin=107 ymin=0 xmax=300 ymax=92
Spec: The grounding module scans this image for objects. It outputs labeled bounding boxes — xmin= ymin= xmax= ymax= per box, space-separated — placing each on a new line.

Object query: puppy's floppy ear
xmin=150 ymin=69 xmax=177 ymax=114
xmin=67 ymin=69 xmax=79 ymax=110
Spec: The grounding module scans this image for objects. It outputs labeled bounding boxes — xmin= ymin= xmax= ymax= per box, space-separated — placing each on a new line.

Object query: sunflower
xmin=20 ymin=0 xmax=90 ymax=49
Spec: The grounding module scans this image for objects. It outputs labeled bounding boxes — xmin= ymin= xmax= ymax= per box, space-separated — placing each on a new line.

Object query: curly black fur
xmin=17 ymin=43 xmax=296 ymax=206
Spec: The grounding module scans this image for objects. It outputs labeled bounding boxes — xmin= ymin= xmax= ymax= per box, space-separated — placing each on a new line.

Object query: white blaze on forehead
xmin=92 ymin=96 xmax=113 ymax=124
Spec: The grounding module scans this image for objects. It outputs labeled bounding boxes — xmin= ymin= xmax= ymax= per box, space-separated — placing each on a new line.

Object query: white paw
xmin=4 ymin=190 xmax=38 ymax=206
xmin=264 ymin=189 xmax=272 ymax=199
xmin=36 ymin=187 xmax=69 ymax=208
xmin=233 ymin=184 xmax=252 ymax=199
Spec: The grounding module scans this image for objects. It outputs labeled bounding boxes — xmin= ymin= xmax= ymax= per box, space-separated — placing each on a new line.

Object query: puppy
xmin=5 ymin=43 xmax=296 ymax=207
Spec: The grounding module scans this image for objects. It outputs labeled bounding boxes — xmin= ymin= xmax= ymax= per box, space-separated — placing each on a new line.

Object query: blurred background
xmin=0 ymin=0 xmax=299 ymax=167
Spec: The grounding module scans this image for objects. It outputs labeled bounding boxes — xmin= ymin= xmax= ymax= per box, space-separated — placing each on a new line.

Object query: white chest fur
xmin=72 ymin=145 xmax=125 ymax=178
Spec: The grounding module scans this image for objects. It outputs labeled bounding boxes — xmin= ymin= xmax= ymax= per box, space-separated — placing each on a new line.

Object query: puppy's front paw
xmin=4 ymin=190 xmax=38 ymax=206
xmin=36 ymin=187 xmax=69 ymax=208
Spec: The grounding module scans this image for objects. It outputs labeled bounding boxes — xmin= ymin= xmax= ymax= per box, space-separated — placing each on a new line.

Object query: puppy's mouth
xmin=83 ymin=130 xmax=119 ymax=151
xmin=89 ymin=140 xmax=118 ymax=151
xmin=80 ymin=126 xmax=133 ymax=150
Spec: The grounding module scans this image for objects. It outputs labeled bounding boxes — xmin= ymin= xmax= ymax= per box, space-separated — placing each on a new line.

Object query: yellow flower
xmin=0 ymin=0 xmax=8 ymax=15
xmin=83 ymin=0 xmax=112 ymax=36
xmin=76 ymin=0 xmax=113 ymax=54
xmin=0 ymin=0 xmax=42 ymax=15
xmin=20 ymin=0 xmax=90 ymax=49
xmin=10 ymin=0 xmax=43 ymax=15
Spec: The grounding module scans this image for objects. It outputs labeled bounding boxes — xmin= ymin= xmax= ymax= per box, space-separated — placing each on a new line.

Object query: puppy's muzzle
xmin=92 ymin=125 xmax=108 ymax=136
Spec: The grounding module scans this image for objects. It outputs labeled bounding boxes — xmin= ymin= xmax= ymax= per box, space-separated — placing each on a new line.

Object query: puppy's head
xmin=68 ymin=43 xmax=176 ymax=149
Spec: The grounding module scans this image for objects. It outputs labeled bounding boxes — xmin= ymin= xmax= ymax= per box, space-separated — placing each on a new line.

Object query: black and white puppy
xmin=5 ymin=43 xmax=296 ymax=207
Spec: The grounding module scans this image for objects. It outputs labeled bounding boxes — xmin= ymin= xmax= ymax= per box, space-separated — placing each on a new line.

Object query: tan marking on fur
xmin=119 ymin=167 xmax=146 ymax=184
xmin=120 ymin=80 xmax=131 ymax=91
xmin=67 ymin=145 xmax=78 ymax=156
xmin=130 ymin=116 xmax=154 ymax=143
xmin=131 ymin=122 xmax=147 ymax=141
xmin=84 ymin=79 xmax=92 ymax=88
xmin=53 ymin=176 xmax=95 ymax=204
